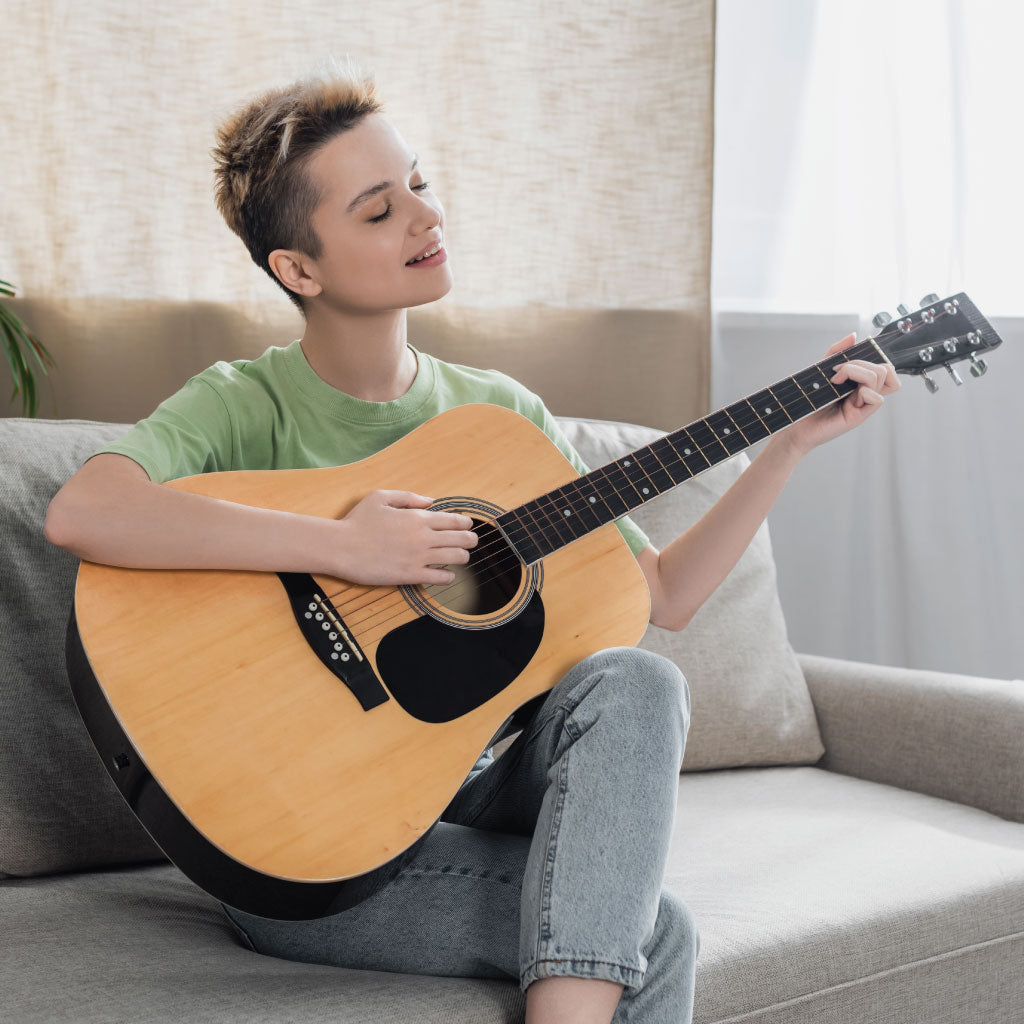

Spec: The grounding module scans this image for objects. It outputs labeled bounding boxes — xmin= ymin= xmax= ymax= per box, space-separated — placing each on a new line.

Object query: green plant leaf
xmin=0 ymin=315 xmax=36 ymax=416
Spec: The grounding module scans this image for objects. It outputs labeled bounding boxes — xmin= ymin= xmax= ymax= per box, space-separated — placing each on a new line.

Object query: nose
xmin=413 ymin=191 xmax=442 ymax=234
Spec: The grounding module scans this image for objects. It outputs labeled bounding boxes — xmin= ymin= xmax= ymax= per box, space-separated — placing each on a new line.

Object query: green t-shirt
xmin=94 ymin=340 xmax=650 ymax=558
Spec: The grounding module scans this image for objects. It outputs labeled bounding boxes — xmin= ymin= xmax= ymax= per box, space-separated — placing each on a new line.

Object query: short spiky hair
xmin=211 ymin=57 xmax=384 ymax=315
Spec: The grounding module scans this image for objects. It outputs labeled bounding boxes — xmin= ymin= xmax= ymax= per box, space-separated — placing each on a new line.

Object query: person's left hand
xmin=776 ymin=331 xmax=902 ymax=457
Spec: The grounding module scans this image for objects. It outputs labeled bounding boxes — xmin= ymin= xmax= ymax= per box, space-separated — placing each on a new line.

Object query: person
xmin=44 ymin=59 xmax=900 ymax=1024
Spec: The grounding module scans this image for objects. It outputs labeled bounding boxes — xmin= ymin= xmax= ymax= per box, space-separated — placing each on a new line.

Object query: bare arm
xmin=637 ymin=333 xmax=901 ymax=631
xmin=44 ymin=453 xmax=477 ymax=586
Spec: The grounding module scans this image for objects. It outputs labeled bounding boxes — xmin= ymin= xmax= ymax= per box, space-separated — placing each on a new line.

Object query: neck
xmin=299 ymin=306 xmax=415 ymax=402
xmin=496 ymin=337 xmax=887 ymax=564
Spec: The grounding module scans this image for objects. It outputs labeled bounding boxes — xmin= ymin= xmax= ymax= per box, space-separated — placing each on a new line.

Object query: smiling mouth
xmin=406 ymin=241 xmax=444 ymax=265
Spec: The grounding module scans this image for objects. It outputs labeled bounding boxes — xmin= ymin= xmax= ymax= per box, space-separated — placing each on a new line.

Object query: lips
xmin=406 ymin=238 xmax=443 ymax=265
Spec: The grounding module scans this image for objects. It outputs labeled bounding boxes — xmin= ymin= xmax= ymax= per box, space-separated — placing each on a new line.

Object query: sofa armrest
xmin=797 ymin=652 xmax=1024 ymax=824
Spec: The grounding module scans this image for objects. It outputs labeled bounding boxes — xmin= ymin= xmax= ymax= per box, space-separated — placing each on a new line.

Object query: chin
xmin=406 ymin=274 xmax=454 ymax=309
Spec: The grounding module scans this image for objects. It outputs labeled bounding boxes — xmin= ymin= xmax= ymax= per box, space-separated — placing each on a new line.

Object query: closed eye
xmin=369 ymin=182 xmax=432 ymax=224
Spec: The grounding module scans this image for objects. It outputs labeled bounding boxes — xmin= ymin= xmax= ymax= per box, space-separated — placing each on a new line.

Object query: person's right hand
xmin=333 ymin=490 xmax=478 ymax=586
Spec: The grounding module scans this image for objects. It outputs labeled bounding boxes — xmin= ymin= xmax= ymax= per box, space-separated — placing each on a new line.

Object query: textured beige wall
xmin=1 ymin=1 xmax=714 ymax=431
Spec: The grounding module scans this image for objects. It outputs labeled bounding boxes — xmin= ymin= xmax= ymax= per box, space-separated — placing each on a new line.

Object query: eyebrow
xmin=346 ymin=155 xmax=419 ymax=214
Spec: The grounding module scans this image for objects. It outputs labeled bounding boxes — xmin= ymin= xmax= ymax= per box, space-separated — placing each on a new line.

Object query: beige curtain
xmin=1 ymin=1 xmax=714 ymax=431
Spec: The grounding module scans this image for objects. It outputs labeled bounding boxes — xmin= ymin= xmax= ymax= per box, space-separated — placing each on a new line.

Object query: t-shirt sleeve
xmin=496 ymin=374 xmax=652 ymax=558
xmin=89 ymin=376 xmax=234 ymax=483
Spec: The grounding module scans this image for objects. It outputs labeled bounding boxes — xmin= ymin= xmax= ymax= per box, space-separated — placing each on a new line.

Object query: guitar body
xmin=68 ymin=403 xmax=651 ymax=919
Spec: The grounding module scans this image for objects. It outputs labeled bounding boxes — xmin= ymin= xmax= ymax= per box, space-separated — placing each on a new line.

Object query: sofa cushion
xmin=0 ymin=418 xmax=164 ymax=876
xmin=558 ymin=417 xmax=824 ymax=771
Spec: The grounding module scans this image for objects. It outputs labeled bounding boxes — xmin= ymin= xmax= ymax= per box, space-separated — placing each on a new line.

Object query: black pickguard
xmin=375 ymin=591 xmax=546 ymax=723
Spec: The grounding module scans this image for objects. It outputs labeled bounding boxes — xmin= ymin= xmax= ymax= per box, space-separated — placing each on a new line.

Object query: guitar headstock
xmin=870 ymin=293 xmax=1003 ymax=392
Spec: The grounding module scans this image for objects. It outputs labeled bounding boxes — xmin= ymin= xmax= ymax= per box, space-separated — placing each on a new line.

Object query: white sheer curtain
xmin=712 ymin=0 xmax=1024 ymax=679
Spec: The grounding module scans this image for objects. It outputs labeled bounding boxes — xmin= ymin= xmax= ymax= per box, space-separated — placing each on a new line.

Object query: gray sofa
xmin=3 ymin=414 xmax=1023 ymax=1024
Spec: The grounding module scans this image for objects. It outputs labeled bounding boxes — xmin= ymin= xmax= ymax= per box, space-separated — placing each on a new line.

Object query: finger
xmin=381 ymin=490 xmax=435 ymax=508
xmin=421 ymin=566 xmax=456 ymax=585
xmin=853 ymin=387 xmax=884 ymax=408
xmin=882 ymin=362 xmax=902 ymax=392
xmin=429 ymin=529 xmax=478 ymax=549
xmin=431 ymin=546 xmax=472 ymax=565
xmin=832 ymin=360 xmax=889 ymax=391
xmin=824 ymin=331 xmax=857 ymax=355
xmin=425 ymin=511 xmax=475 ymax=531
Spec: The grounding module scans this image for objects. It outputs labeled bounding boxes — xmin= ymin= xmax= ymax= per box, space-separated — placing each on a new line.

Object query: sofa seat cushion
xmin=671 ymin=766 xmax=1024 ymax=1023
xmin=0 ymin=863 xmax=525 ymax=1024
xmin=5 ymin=766 xmax=1023 ymax=1024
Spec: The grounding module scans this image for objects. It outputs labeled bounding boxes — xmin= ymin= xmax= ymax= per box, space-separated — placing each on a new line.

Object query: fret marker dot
xmin=723 ymin=427 xmax=731 ymax=435
xmin=589 ymin=496 xmax=597 ymax=504
xmin=623 ymin=459 xmax=631 ymax=467
xmin=684 ymin=448 xmax=691 ymax=455
xmin=642 ymin=487 xmax=650 ymax=495
xmin=813 ymin=382 xmax=820 ymax=389
xmin=765 ymin=407 xmax=771 ymax=413
xmin=563 ymin=509 xmax=572 ymax=517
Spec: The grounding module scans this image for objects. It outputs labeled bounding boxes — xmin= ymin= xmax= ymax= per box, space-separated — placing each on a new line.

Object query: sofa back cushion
xmin=0 ymin=418 xmax=165 ymax=876
xmin=559 ymin=417 xmax=824 ymax=771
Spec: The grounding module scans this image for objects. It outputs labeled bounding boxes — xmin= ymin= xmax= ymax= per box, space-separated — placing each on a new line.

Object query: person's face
xmin=281 ymin=113 xmax=452 ymax=313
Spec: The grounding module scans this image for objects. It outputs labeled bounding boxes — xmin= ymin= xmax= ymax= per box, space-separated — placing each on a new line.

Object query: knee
xmin=588 ymin=647 xmax=690 ymax=725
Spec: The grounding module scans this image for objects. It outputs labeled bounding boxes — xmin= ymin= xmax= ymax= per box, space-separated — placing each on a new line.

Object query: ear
xmin=268 ymin=248 xmax=323 ymax=299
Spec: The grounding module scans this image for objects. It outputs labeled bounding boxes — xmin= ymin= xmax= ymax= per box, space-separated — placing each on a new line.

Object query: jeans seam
xmin=537 ymin=743 xmax=570 ymax=948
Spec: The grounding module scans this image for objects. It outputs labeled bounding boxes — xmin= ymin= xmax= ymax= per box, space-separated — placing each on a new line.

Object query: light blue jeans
xmin=222 ymin=647 xmax=699 ymax=1023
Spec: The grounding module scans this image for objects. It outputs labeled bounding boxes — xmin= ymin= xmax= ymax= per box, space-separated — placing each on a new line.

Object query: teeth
xmin=410 ymin=242 xmax=442 ymax=263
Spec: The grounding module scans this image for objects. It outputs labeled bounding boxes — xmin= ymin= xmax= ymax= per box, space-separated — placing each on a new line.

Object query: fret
xmin=612 ymin=454 xmax=655 ymax=501
xmin=747 ymin=388 xmax=793 ymax=433
xmin=537 ymin=489 xmax=586 ymax=541
xmin=724 ymin=399 xmax=770 ymax=445
xmin=593 ymin=464 xmax=630 ymax=516
xmin=793 ymin=363 xmax=841 ymax=410
xmin=665 ymin=427 xmax=712 ymax=474
xmin=553 ymin=480 xmax=604 ymax=532
xmin=769 ymin=375 xmax=815 ymax=419
xmin=704 ymin=410 xmax=747 ymax=456
xmin=650 ymin=436 xmax=693 ymax=485
xmin=575 ymin=473 xmax=620 ymax=524
xmin=682 ymin=417 xmax=729 ymax=463
xmin=527 ymin=495 xmax=579 ymax=548
xmin=635 ymin=445 xmax=675 ymax=493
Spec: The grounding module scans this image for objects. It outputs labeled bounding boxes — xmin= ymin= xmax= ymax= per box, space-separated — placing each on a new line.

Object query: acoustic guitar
xmin=66 ymin=292 xmax=1002 ymax=919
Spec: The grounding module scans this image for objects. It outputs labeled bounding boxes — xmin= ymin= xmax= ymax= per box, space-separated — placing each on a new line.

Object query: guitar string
xmin=322 ymin=341 xmax=881 ymax=635
xmin=326 ymin=315 xmax=972 ymax=637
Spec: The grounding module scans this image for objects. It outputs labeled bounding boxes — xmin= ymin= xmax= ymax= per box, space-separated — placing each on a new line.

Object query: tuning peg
xmin=944 ymin=364 xmax=964 ymax=386
xmin=896 ymin=303 xmax=910 ymax=316
xmin=872 ymin=311 xmax=892 ymax=329
xmin=920 ymin=293 xmax=940 ymax=307
xmin=969 ymin=353 xmax=988 ymax=377
xmin=921 ymin=370 xmax=939 ymax=393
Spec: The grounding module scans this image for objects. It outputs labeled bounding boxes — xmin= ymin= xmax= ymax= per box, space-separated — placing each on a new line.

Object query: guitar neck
xmin=496 ymin=338 xmax=889 ymax=564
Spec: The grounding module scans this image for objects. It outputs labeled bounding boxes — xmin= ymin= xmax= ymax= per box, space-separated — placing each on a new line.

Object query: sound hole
xmin=423 ymin=519 xmax=522 ymax=616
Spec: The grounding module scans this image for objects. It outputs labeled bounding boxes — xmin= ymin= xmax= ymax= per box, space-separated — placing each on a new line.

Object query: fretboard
xmin=495 ymin=339 xmax=888 ymax=564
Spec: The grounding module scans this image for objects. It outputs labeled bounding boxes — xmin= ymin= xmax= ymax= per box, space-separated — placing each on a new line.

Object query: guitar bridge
xmin=276 ymin=572 xmax=389 ymax=712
